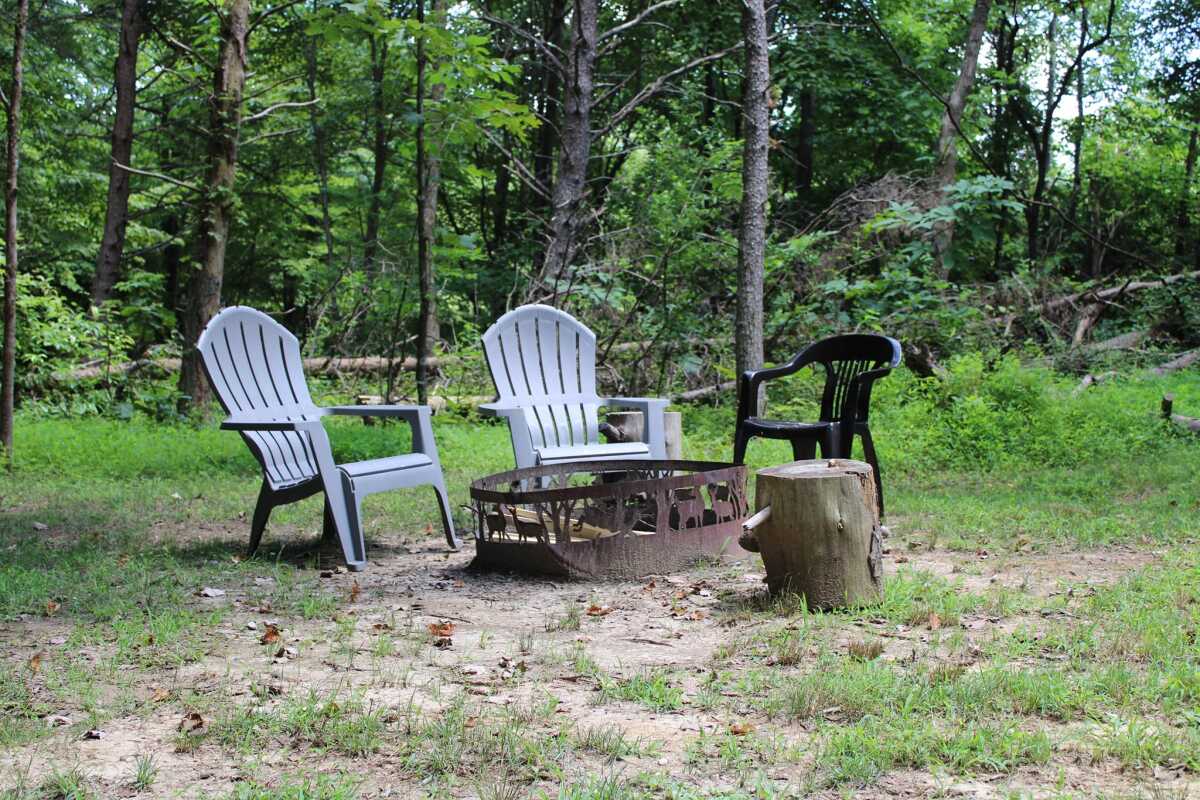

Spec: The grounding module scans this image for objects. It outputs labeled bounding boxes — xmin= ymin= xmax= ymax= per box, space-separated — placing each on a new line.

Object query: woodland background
xmin=0 ymin=0 xmax=1198 ymax=430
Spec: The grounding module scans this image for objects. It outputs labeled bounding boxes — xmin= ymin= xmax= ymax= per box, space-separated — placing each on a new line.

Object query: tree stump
xmin=749 ymin=459 xmax=883 ymax=609
xmin=602 ymin=411 xmax=683 ymax=459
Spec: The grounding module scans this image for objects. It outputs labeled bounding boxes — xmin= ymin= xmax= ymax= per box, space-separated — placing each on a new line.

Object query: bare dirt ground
xmin=0 ymin=524 xmax=1186 ymax=799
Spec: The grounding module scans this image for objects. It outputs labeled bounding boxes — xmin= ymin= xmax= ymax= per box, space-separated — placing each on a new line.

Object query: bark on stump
xmin=602 ymin=411 xmax=683 ymax=459
xmin=750 ymin=459 xmax=883 ymax=609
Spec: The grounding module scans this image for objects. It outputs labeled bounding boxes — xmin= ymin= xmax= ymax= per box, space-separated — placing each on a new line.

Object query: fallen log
xmin=1162 ymin=393 xmax=1200 ymax=434
xmin=1151 ymin=349 xmax=1200 ymax=376
xmin=65 ymin=355 xmax=442 ymax=382
xmin=1041 ymin=271 xmax=1200 ymax=315
xmin=1085 ymin=330 xmax=1148 ymax=352
xmin=1073 ymin=371 xmax=1116 ymax=396
xmin=673 ymin=380 xmax=737 ymax=404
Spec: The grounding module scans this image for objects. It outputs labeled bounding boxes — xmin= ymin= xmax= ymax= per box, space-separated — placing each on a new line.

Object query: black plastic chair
xmin=733 ymin=334 xmax=901 ymax=514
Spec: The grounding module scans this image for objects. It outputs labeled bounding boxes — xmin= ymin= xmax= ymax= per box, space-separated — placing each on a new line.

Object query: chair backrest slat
xmin=199 ymin=307 xmax=320 ymax=489
xmin=483 ymin=305 xmax=602 ymax=450
xmin=806 ymin=334 xmax=900 ymax=424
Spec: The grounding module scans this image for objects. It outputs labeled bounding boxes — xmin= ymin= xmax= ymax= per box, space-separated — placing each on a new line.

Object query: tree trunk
xmin=932 ymin=0 xmax=991 ymax=273
xmin=1069 ymin=6 xmax=1087 ymax=225
xmin=91 ymin=0 xmax=144 ymax=308
xmin=532 ymin=0 xmax=565 ymax=223
xmin=934 ymin=0 xmax=991 ymax=188
xmin=736 ymin=0 xmax=769 ymax=406
xmin=1026 ymin=14 xmax=1057 ymax=265
xmin=363 ymin=34 xmax=388 ymax=271
xmin=1 ymin=0 xmax=28 ymax=467
xmin=748 ymin=459 xmax=883 ymax=608
xmin=415 ymin=0 xmax=446 ymax=404
xmin=178 ymin=0 xmax=250 ymax=410
xmin=305 ymin=29 xmax=334 ymax=274
xmin=536 ymin=0 xmax=597 ymax=299
xmin=1175 ymin=125 xmax=1197 ymax=266
xmin=795 ymin=87 xmax=814 ymax=193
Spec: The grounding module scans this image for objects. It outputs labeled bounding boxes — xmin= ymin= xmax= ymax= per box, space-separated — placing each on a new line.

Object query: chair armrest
xmin=599 ymin=397 xmax=668 ymax=459
xmin=325 ymin=404 xmax=427 ymax=422
xmin=220 ymin=414 xmax=320 ymax=432
xmin=601 ymin=397 xmax=669 ymax=411
xmin=478 ymin=401 xmax=525 ymax=418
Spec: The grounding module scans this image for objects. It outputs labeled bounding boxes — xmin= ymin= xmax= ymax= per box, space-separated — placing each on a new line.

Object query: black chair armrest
xmin=737 ymin=346 xmax=824 ymax=422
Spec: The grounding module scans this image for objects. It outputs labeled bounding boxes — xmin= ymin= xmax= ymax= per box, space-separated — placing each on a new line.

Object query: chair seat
xmin=536 ymin=442 xmax=652 ymax=463
xmin=742 ymin=418 xmax=832 ymax=437
xmin=338 ymin=452 xmax=434 ymax=480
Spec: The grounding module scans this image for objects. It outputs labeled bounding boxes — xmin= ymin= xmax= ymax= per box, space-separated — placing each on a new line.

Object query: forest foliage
xmin=0 ymin=0 xmax=1198 ymax=417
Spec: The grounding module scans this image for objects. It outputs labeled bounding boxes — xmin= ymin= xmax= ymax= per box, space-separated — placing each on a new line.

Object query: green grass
xmin=0 ymin=362 xmax=1198 ymax=794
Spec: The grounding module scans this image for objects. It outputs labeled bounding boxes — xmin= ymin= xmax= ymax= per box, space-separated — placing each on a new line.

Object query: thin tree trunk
xmin=91 ymin=0 xmax=144 ymax=307
xmin=1069 ymin=6 xmax=1086 ymax=224
xmin=531 ymin=0 xmax=565 ymax=224
xmin=305 ymin=30 xmax=334 ymax=273
xmin=795 ymin=87 xmax=814 ymax=192
xmin=737 ymin=0 xmax=769 ymax=403
xmin=1175 ymin=126 xmax=1197 ymax=265
xmin=415 ymin=0 xmax=447 ymax=404
xmin=932 ymin=0 xmax=991 ymax=272
xmin=1026 ymin=14 xmax=1057 ymax=265
xmin=363 ymin=34 xmax=388 ymax=270
xmin=178 ymin=0 xmax=250 ymax=410
xmin=934 ymin=0 xmax=991 ymax=188
xmin=536 ymin=0 xmax=597 ymax=299
xmin=1 ymin=0 xmax=28 ymax=466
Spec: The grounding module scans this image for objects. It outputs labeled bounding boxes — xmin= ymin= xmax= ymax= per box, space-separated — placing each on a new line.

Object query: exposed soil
xmin=0 ymin=523 xmax=1179 ymax=799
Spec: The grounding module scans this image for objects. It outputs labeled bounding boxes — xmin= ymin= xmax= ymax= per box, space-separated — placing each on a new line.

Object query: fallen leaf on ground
xmin=28 ymin=652 xmax=43 ymax=673
xmin=151 ymin=687 xmax=170 ymax=703
xmin=260 ymin=624 xmax=281 ymax=644
xmin=586 ymin=605 xmax=613 ymax=617
xmin=45 ymin=714 xmax=71 ymax=727
xmin=349 ymin=580 xmax=361 ymax=602
xmin=927 ymin=612 xmax=942 ymax=630
xmin=428 ymin=621 xmax=455 ymax=637
xmin=44 ymin=599 xmax=60 ymax=616
xmin=177 ymin=712 xmax=205 ymax=733
xmin=642 ymin=579 xmax=656 ymax=591
xmin=372 ymin=622 xmax=392 ymax=632
xmin=464 ymin=716 xmax=478 ymax=728
xmin=196 ymin=587 xmax=225 ymax=598
xmin=730 ymin=721 xmax=755 ymax=736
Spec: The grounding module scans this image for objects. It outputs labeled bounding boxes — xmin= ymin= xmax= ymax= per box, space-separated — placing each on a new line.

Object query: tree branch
xmin=113 ymin=161 xmax=201 ymax=193
xmin=599 ymin=0 xmax=682 ymax=48
xmin=243 ymin=98 xmax=318 ymax=123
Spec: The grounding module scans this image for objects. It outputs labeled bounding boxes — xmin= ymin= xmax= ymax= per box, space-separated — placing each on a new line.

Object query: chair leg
xmin=326 ymin=475 xmax=368 ymax=571
xmin=733 ymin=426 xmax=751 ymax=465
xmin=860 ymin=427 xmax=885 ymax=517
xmin=431 ymin=480 xmax=460 ymax=551
xmin=248 ymin=482 xmax=274 ymax=558
xmin=789 ymin=437 xmax=818 ymax=461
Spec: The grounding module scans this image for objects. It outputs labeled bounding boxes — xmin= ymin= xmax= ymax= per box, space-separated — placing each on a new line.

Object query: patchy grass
xmin=0 ymin=366 xmax=1198 ymax=796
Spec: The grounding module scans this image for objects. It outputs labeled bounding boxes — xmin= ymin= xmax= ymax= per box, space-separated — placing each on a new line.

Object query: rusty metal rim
xmin=469 ymin=459 xmax=746 ymax=505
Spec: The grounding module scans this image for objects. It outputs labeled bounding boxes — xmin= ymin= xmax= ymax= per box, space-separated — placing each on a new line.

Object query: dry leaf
xmin=687 ymin=610 xmax=708 ymax=621
xmin=642 ymin=579 xmax=656 ymax=591
xmin=28 ymin=652 xmax=43 ymax=673
xmin=45 ymin=599 xmax=60 ymax=616
xmin=453 ymin=579 xmax=465 ymax=588
xmin=894 ymin=555 xmax=909 ymax=564
xmin=586 ymin=605 xmax=613 ymax=617
xmin=151 ymin=687 xmax=170 ymax=703
xmin=177 ymin=711 xmax=205 ymax=733
xmin=464 ymin=716 xmax=478 ymax=729
xmin=260 ymin=624 xmax=281 ymax=645
xmin=848 ymin=640 xmax=884 ymax=661
xmin=928 ymin=612 xmax=942 ymax=631
xmin=349 ymin=580 xmax=361 ymax=603
xmin=424 ymin=523 xmax=434 ymax=534
xmin=730 ymin=721 xmax=755 ymax=736
xmin=257 ymin=601 xmax=272 ymax=613
xmin=428 ymin=621 xmax=456 ymax=637
xmin=372 ymin=622 xmax=392 ymax=632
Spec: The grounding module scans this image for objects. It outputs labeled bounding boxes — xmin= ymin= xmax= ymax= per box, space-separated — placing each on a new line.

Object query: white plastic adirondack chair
xmin=198 ymin=306 xmax=458 ymax=571
xmin=480 ymin=304 xmax=668 ymax=467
